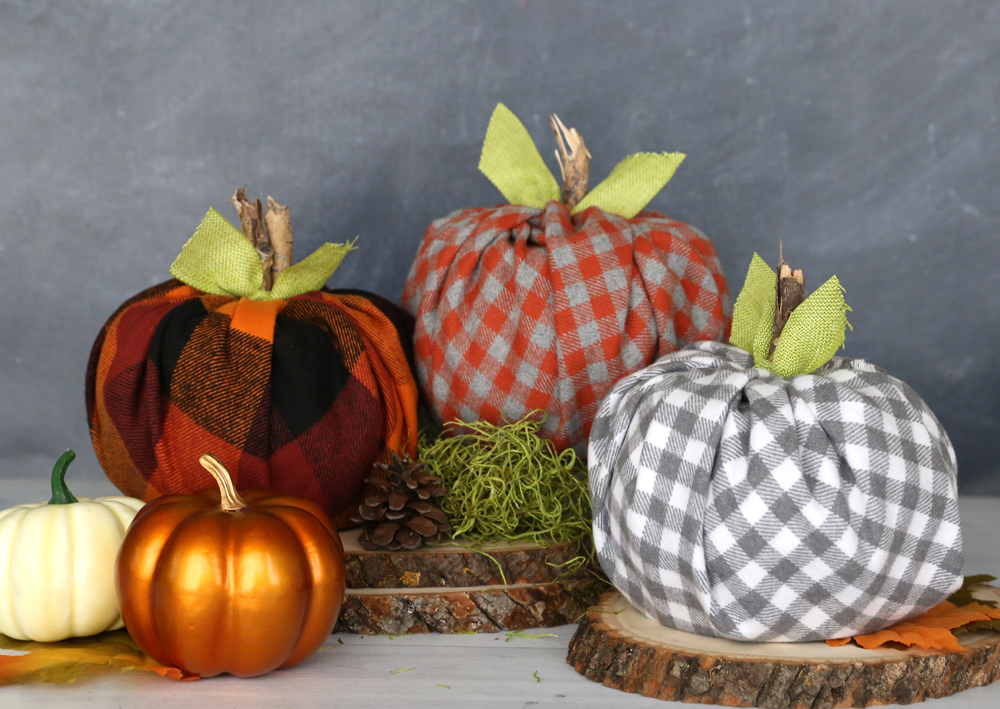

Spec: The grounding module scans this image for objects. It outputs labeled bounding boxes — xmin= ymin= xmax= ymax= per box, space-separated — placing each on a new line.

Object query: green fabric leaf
xmin=729 ymin=253 xmax=851 ymax=377
xmin=169 ymin=208 xmax=262 ymax=297
xmin=270 ymin=239 xmax=357 ymax=300
xmin=478 ymin=103 xmax=560 ymax=209
xmin=729 ymin=253 xmax=776 ymax=355
xmin=751 ymin=306 xmax=778 ymax=366
xmin=572 ymin=152 xmax=686 ymax=218
xmin=769 ymin=276 xmax=850 ymax=378
xmin=477 ymin=103 xmax=684 ymax=218
xmin=169 ymin=208 xmax=354 ymax=301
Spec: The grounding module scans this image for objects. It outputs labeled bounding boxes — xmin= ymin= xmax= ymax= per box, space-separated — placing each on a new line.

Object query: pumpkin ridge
xmin=147 ymin=508 xmax=231 ymax=675
xmin=1 ymin=507 xmax=31 ymax=640
xmin=261 ymin=504 xmax=343 ymax=668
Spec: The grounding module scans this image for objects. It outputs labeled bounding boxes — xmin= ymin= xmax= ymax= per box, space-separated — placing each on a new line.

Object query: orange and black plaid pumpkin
xmin=85 ymin=202 xmax=418 ymax=525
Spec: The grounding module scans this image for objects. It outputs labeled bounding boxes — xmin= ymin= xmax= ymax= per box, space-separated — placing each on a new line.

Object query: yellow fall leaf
xmin=0 ymin=630 xmax=197 ymax=686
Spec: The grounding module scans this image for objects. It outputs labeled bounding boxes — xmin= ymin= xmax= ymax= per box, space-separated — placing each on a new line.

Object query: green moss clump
xmin=419 ymin=415 xmax=592 ymax=560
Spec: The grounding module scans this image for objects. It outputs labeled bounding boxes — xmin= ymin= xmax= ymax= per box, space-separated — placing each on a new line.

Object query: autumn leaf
xmin=948 ymin=575 xmax=997 ymax=607
xmin=0 ymin=630 xmax=197 ymax=686
xmin=907 ymin=601 xmax=1000 ymax=629
xmin=825 ymin=596 xmax=1000 ymax=652
xmin=954 ymin=620 xmax=1000 ymax=636
xmin=851 ymin=624 xmax=965 ymax=652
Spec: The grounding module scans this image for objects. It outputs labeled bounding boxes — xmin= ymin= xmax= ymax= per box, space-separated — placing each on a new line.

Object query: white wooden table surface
xmin=1 ymin=476 xmax=998 ymax=709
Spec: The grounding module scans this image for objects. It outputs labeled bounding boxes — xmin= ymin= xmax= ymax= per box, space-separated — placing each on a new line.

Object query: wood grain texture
xmin=335 ymin=578 xmax=605 ymax=635
xmin=340 ymin=528 xmax=581 ymax=589
xmin=567 ymin=590 xmax=1000 ymax=708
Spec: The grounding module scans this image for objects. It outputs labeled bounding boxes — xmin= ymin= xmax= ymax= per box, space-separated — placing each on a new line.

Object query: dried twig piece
xmin=231 ymin=186 xmax=255 ymax=246
xmin=265 ymin=196 xmax=293 ymax=280
xmin=769 ymin=242 xmax=805 ymax=359
xmin=550 ymin=114 xmax=592 ymax=211
xmin=231 ymin=187 xmax=274 ymax=290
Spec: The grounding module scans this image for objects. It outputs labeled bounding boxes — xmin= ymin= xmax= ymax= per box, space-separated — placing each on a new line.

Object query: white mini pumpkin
xmin=0 ymin=451 xmax=144 ymax=642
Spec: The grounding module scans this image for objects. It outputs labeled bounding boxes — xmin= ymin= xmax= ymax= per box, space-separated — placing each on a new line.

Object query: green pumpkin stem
xmin=48 ymin=450 xmax=79 ymax=505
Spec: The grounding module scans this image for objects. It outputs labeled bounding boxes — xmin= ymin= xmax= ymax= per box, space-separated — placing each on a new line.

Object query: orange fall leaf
xmin=909 ymin=601 xmax=1000 ymax=628
xmin=852 ymin=625 xmax=966 ymax=653
xmin=825 ymin=599 xmax=1000 ymax=652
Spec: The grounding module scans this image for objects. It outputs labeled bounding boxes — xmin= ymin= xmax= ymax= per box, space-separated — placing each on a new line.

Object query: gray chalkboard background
xmin=0 ymin=1 xmax=997 ymax=491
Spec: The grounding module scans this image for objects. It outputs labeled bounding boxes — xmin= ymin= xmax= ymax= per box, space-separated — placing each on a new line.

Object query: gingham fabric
xmin=402 ymin=201 xmax=731 ymax=452
xmin=589 ymin=341 xmax=963 ymax=642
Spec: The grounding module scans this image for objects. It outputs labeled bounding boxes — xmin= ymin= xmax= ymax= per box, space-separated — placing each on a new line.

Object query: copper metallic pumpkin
xmin=115 ymin=454 xmax=345 ymax=677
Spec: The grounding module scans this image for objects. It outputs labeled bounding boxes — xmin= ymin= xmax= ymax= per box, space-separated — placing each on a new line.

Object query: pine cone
xmin=351 ymin=452 xmax=450 ymax=551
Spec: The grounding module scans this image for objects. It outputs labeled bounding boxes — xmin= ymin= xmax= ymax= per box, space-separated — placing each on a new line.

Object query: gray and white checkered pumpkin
xmin=589 ymin=341 xmax=963 ymax=642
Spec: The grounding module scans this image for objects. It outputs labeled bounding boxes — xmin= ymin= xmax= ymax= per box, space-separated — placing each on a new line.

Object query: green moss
xmin=419 ymin=414 xmax=593 ymax=569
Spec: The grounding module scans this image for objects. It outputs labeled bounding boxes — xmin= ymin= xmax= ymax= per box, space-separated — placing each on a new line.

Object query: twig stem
xmin=550 ymin=115 xmax=591 ymax=211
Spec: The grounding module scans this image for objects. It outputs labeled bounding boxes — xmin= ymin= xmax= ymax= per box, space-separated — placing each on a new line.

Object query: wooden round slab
xmin=335 ymin=577 xmax=605 ymax=635
xmin=567 ymin=590 xmax=1000 ymax=708
xmin=340 ymin=528 xmax=581 ymax=589
xmin=335 ymin=529 xmax=605 ymax=634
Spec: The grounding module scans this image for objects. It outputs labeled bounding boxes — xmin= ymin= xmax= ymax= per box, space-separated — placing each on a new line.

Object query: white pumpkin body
xmin=0 ymin=496 xmax=144 ymax=641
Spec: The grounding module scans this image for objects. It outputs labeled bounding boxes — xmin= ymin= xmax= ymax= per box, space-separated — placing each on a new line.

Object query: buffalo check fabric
xmin=402 ymin=201 xmax=730 ymax=452
xmin=589 ymin=341 xmax=963 ymax=642
xmin=86 ymin=281 xmax=419 ymax=527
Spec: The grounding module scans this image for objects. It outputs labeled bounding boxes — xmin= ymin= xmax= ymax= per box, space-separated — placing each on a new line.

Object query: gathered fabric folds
xmin=403 ymin=201 xmax=731 ymax=452
xmin=589 ymin=341 xmax=963 ymax=642
xmin=86 ymin=280 xmax=419 ymax=527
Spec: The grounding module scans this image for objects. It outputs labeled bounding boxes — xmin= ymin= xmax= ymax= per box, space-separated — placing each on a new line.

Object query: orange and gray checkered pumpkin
xmin=402 ymin=105 xmax=731 ymax=451
xmin=85 ymin=204 xmax=418 ymax=526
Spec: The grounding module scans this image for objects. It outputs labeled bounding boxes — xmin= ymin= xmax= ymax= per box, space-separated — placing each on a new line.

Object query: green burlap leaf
xmin=477 ymin=103 xmax=684 ymax=218
xmin=770 ymin=276 xmax=851 ymax=378
xmin=169 ymin=208 xmax=262 ymax=297
xmin=169 ymin=208 xmax=354 ymax=301
xmin=729 ymin=253 xmax=851 ymax=377
xmin=729 ymin=253 xmax=776 ymax=354
xmin=270 ymin=239 xmax=357 ymax=300
xmin=478 ymin=103 xmax=560 ymax=209
xmin=751 ymin=313 xmax=776 ymax=368
xmin=572 ymin=152 xmax=686 ymax=218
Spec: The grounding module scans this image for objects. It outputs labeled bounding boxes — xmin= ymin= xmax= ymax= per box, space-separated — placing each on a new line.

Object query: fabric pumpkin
xmin=86 ymin=204 xmax=418 ymax=526
xmin=589 ymin=340 xmax=963 ymax=643
xmin=403 ymin=105 xmax=731 ymax=451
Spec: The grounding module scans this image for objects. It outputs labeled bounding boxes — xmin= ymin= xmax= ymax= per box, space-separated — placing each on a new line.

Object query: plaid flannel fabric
xmin=402 ymin=201 xmax=730 ymax=452
xmin=589 ymin=341 xmax=962 ymax=642
xmin=87 ymin=280 xmax=419 ymax=526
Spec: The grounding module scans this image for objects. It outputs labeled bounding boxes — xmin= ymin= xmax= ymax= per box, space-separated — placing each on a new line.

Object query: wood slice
xmin=334 ymin=577 xmax=605 ymax=635
xmin=339 ymin=528 xmax=581 ymax=589
xmin=567 ymin=589 xmax=1000 ymax=708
